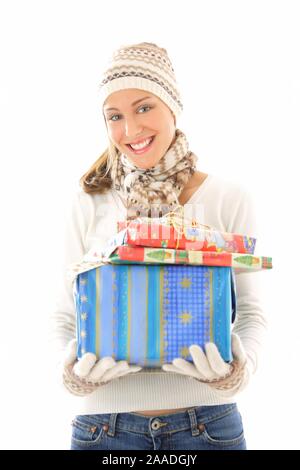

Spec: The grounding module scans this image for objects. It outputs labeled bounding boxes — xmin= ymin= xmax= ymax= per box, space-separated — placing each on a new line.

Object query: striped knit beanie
xmin=98 ymin=42 xmax=183 ymax=121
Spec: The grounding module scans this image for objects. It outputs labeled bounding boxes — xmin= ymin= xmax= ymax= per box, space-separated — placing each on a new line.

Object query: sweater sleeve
xmin=226 ymin=187 xmax=268 ymax=375
xmin=49 ymin=191 xmax=93 ymax=372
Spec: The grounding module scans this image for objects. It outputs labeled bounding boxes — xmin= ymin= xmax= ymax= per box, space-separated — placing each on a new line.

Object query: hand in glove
xmin=62 ymin=338 xmax=142 ymax=396
xmin=162 ymin=333 xmax=250 ymax=398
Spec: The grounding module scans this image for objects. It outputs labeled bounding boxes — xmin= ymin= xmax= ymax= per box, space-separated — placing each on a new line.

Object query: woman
xmin=51 ymin=42 xmax=267 ymax=450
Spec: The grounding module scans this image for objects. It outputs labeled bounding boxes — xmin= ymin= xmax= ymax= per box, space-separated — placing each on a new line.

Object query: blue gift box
xmin=74 ymin=264 xmax=236 ymax=367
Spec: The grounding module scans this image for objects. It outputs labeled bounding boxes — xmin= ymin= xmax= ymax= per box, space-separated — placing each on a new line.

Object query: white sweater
xmin=49 ymin=174 xmax=268 ymax=415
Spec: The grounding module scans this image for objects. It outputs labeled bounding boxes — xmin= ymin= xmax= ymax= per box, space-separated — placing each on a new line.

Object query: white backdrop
xmin=0 ymin=0 xmax=299 ymax=450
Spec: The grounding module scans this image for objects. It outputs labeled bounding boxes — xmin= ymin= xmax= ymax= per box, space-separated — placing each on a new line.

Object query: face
xmin=103 ymin=88 xmax=176 ymax=169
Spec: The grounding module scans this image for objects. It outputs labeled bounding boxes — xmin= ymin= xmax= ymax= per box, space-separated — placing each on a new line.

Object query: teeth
xmin=130 ymin=137 xmax=152 ymax=150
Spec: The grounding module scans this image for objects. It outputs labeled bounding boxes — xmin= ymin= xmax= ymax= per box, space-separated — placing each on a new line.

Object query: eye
xmin=137 ymin=105 xmax=152 ymax=113
xmin=109 ymin=114 xmax=121 ymax=122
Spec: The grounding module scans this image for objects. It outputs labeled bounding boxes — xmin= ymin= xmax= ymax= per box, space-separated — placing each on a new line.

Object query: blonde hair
xmin=80 ymin=140 xmax=119 ymax=194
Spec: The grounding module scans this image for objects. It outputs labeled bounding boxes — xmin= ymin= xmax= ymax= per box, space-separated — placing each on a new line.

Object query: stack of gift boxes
xmin=70 ymin=211 xmax=272 ymax=368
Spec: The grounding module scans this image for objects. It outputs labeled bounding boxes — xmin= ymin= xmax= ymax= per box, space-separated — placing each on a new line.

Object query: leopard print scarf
xmin=110 ymin=128 xmax=197 ymax=218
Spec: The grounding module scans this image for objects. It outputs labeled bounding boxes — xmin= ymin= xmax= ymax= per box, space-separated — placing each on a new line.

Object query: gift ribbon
xmin=125 ymin=205 xmax=215 ymax=250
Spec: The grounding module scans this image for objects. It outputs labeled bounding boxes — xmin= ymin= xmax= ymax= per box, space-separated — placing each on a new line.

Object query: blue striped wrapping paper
xmin=74 ymin=264 xmax=236 ymax=367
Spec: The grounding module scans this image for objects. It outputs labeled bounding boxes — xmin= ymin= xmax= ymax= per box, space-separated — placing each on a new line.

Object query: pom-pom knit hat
xmin=98 ymin=42 xmax=183 ymax=121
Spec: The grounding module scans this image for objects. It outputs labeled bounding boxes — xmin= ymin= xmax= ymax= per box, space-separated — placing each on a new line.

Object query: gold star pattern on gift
xmin=80 ymin=330 xmax=87 ymax=339
xmin=81 ymin=312 xmax=87 ymax=321
xmin=180 ymin=277 xmax=192 ymax=288
xmin=80 ymin=279 xmax=87 ymax=286
xmin=178 ymin=311 xmax=193 ymax=324
xmin=80 ymin=295 xmax=88 ymax=303
xmin=180 ymin=346 xmax=190 ymax=358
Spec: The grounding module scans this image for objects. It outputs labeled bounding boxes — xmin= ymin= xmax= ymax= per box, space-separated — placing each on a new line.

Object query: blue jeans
xmin=70 ymin=403 xmax=246 ymax=450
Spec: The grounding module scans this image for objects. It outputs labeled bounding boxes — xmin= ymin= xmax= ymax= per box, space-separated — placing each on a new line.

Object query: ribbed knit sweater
xmin=49 ymin=174 xmax=267 ymax=415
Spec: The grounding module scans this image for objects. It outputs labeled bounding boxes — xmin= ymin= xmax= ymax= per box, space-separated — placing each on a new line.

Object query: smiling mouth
xmin=126 ymin=136 xmax=155 ymax=154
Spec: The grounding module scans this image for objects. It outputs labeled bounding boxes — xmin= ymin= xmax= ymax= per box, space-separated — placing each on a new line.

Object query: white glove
xmin=62 ymin=338 xmax=142 ymax=396
xmin=162 ymin=333 xmax=251 ymax=398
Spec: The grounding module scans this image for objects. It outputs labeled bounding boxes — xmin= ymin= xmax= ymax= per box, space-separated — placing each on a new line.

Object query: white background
xmin=0 ymin=0 xmax=299 ymax=450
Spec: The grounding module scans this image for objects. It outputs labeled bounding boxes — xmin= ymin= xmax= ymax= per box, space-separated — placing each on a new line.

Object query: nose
xmin=124 ymin=115 xmax=143 ymax=138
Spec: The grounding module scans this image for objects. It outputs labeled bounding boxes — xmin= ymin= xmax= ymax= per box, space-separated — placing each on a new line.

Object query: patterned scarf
xmin=110 ymin=128 xmax=197 ymax=218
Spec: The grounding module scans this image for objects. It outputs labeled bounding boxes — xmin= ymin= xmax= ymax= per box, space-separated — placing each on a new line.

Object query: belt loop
xmin=107 ymin=413 xmax=117 ymax=437
xmin=188 ymin=408 xmax=200 ymax=436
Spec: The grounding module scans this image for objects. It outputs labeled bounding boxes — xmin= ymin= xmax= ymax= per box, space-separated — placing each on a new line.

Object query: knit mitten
xmin=62 ymin=339 xmax=142 ymax=397
xmin=162 ymin=333 xmax=250 ymax=398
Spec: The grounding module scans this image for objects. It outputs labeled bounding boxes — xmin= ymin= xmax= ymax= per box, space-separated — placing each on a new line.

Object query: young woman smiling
xmin=51 ymin=42 xmax=267 ymax=450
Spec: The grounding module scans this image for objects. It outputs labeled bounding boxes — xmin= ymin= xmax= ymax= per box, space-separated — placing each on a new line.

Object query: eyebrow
xmin=104 ymin=96 xmax=153 ymax=112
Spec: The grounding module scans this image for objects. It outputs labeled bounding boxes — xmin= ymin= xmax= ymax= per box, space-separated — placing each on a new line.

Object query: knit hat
xmin=98 ymin=42 xmax=183 ymax=121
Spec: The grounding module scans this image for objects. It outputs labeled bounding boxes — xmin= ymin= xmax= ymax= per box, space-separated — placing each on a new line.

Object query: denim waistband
xmin=76 ymin=403 xmax=237 ymax=438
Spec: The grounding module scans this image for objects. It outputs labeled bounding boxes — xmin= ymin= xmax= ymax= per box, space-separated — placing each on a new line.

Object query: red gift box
xmin=117 ymin=219 xmax=256 ymax=254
